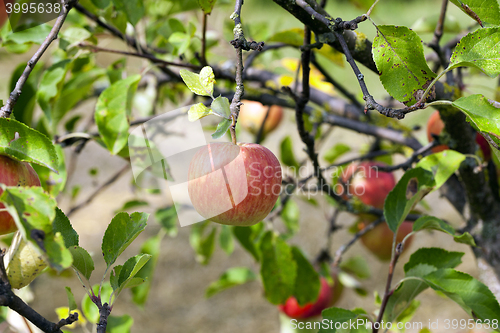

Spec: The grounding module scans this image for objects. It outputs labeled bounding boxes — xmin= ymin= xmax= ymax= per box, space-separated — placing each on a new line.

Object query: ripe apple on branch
xmin=339 ymin=161 xmax=413 ymax=260
xmin=0 ymin=155 xmax=41 ymax=235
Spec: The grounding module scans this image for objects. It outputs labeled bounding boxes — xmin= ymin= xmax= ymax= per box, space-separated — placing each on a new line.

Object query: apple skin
xmin=0 ymin=0 xmax=13 ymax=27
xmin=188 ymin=142 xmax=282 ymax=226
xmin=278 ymin=275 xmax=343 ymax=320
xmin=0 ymin=155 xmax=41 ymax=235
xmin=427 ymin=110 xmax=491 ymax=159
xmin=426 ymin=111 xmax=448 ymax=153
xmin=238 ymin=100 xmax=283 ymax=137
xmin=339 ymin=161 xmax=396 ymax=209
xmin=358 ymin=220 xmax=413 ymax=261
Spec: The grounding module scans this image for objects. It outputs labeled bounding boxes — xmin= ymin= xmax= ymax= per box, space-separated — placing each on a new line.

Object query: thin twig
xmin=333 ymin=217 xmax=384 ymax=266
xmin=200 ymin=13 xmax=208 ymax=66
xmin=67 ymin=164 xmax=130 ymax=217
xmin=229 ymin=0 xmax=264 ymax=144
xmin=78 ymin=43 xmax=200 ymax=69
xmin=0 ymin=0 xmax=76 ymax=118
xmin=255 ymin=105 xmax=271 ymax=144
xmin=310 ymin=54 xmax=363 ymax=109
xmin=74 ymin=3 xmax=179 ymax=80
xmin=373 ymin=239 xmax=402 ymax=333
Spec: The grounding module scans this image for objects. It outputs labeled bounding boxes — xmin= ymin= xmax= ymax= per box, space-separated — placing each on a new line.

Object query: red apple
xmin=278 ymin=275 xmax=343 ymax=320
xmin=426 ymin=110 xmax=448 ymax=153
xmin=187 ymin=142 xmax=282 ymax=226
xmin=358 ymin=220 xmax=413 ymax=261
xmin=427 ymin=110 xmax=491 ymax=159
xmin=238 ymin=100 xmax=283 ymax=138
xmin=0 ymin=155 xmax=41 ymax=235
xmin=338 ymin=161 xmax=396 ymax=209
xmin=0 ymin=0 xmax=13 ymax=28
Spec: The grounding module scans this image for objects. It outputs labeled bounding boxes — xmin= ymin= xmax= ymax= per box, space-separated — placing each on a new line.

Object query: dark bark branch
xmin=0 ymin=0 xmax=76 ymax=118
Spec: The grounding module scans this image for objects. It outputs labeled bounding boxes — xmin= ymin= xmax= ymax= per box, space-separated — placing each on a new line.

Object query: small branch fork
xmin=228 ymin=0 xmax=264 ymax=145
xmin=294 ymin=0 xmax=427 ymax=119
xmin=0 ymin=0 xmax=77 ymax=118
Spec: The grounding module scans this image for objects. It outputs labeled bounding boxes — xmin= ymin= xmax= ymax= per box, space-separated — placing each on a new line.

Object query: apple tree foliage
xmin=0 ymin=0 xmax=500 ymax=332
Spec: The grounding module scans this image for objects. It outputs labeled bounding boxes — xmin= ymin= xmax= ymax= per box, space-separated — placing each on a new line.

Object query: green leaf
xmin=373 ymin=25 xmax=436 ymax=105
xmin=65 ymin=287 xmax=77 ymax=311
xmin=197 ymin=0 xmax=216 ymax=14
xmin=205 ymin=267 xmax=256 ymax=298
xmin=190 ymin=222 xmax=217 ymax=265
xmin=453 ymin=232 xmax=476 ymax=246
xmin=169 ymin=32 xmax=191 ymax=55
xmin=383 ymin=247 xmax=464 ymax=323
xmin=115 ymin=200 xmax=148 ymax=213
xmin=0 ymin=187 xmax=73 ymax=272
xmin=102 ymin=212 xmax=149 ymax=267
xmin=95 ymin=75 xmax=141 ymax=154
xmin=69 ymin=246 xmax=94 ymax=281
xmin=32 ymin=144 xmax=67 ymax=198
xmin=0 ymin=118 xmax=58 ymax=172
xmin=423 ymin=268 xmax=500 ymax=321
xmin=412 ymin=216 xmax=456 ymax=235
xmin=281 ymin=199 xmax=300 ymax=236
xmin=154 ymin=206 xmax=178 ymax=237
xmin=107 ymin=314 xmax=134 ymax=333
xmin=450 ymin=0 xmax=500 ymax=27
xmin=211 ymin=118 xmax=231 ymax=139
xmin=9 ymin=62 xmax=43 ymax=126
xmin=280 ymin=136 xmax=300 ymax=169
xmin=291 ymin=246 xmax=320 ymax=306
xmin=411 ymin=14 xmax=462 ymax=34
xmin=384 ymin=168 xmax=435 ymax=233
xmin=187 ymin=103 xmax=214 ymax=121
xmin=90 ymin=0 xmax=110 ymax=9
xmin=37 ymin=59 xmax=72 ymax=129
xmin=52 ymin=68 xmax=105 ymax=128
xmin=4 ymin=24 xmax=52 ymax=45
xmin=319 ymin=308 xmax=363 ymax=333
xmin=211 ymin=96 xmax=231 ymax=119
xmin=339 ymin=256 xmax=371 ymax=279
xmin=260 ymin=231 xmax=296 ymax=305
xmin=232 ymin=224 xmax=264 ymax=261
xmin=404 ymin=247 xmax=464 ymax=273
xmin=448 ymin=28 xmax=500 ymax=77
xmin=52 ymin=208 xmax=78 ymax=248
xmin=131 ymin=233 xmax=163 ymax=307
xmin=179 ymin=66 xmax=215 ymax=97
xmin=112 ymin=0 xmax=145 ymax=26
xmin=219 ymin=225 xmax=234 ymax=255
xmin=417 ymin=150 xmax=466 ymax=190
xmin=323 ymin=143 xmax=351 ymax=164
xmin=114 ymin=254 xmax=151 ymax=293
xmin=452 ymin=95 xmax=500 ymax=139
xmin=268 ymin=28 xmax=304 ymax=46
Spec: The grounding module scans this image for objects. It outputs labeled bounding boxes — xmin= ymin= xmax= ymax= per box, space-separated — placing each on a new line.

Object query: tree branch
xmin=0 ymin=0 xmax=76 ymax=118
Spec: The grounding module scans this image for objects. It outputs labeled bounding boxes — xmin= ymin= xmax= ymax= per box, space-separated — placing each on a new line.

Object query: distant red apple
xmin=0 ymin=155 xmax=41 ymax=235
xmin=426 ymin=111 xmax=448 ymax=153
xmin=338 ymin=161 xmax=396 ymax=209
xmin=188 ymin=142 xmax=282 ymax=226
xmin=278 ymin=274 xmax=343 ymax=320
xmin=0 ymin=0 xmax=13 ymax=27
xmin=238 ymin=100 xmax=283 ymax=138
xmin=358 ymin=220 xmax=413 ymax=261
xmin=427 ymin=110 xmax=491 ymax=159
